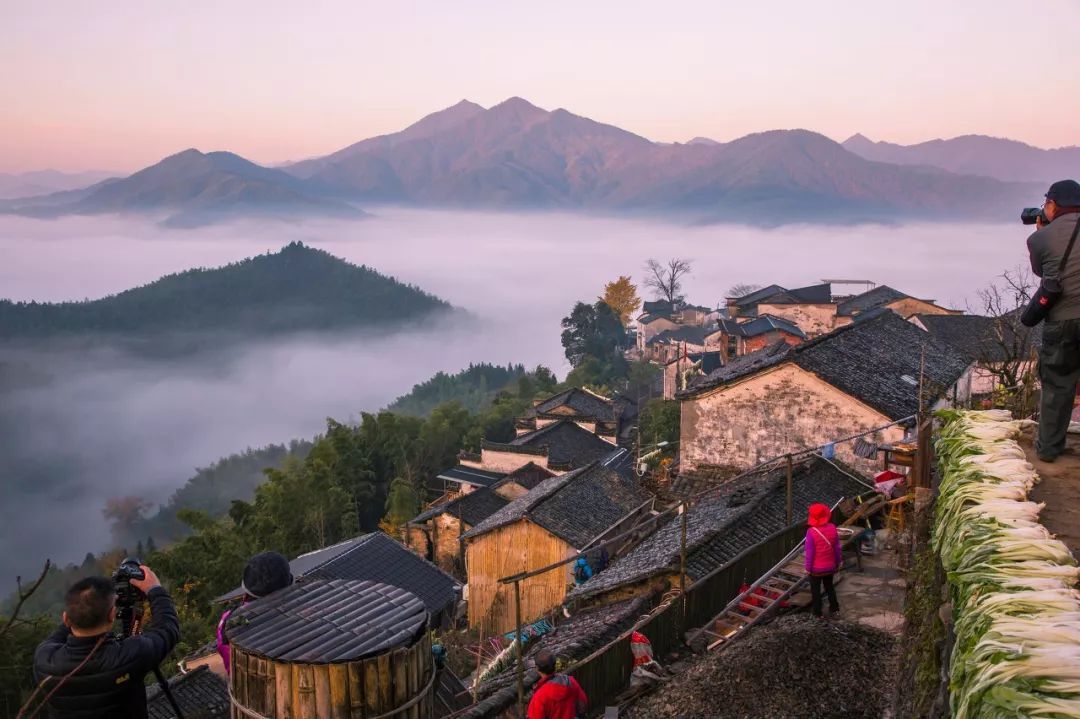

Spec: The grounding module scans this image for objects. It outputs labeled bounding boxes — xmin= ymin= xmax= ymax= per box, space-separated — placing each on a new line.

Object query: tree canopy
xmin=601 ymin=276 xmax=641 ymax=326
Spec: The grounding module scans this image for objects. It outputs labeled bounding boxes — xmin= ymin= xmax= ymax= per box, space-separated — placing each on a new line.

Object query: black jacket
xmin=33 ymin=586 xmax=181 ymax=719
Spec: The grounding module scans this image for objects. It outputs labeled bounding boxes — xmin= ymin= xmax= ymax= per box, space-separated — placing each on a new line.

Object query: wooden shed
xmin=462 ymin=462 xmax=651 ymax=634
xmin=226 ymin=579 xmax=434 ymax=718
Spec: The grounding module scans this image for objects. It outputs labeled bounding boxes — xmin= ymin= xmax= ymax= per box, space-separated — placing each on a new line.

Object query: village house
xmin=515 ymin=386 xmax=636 ymax=444
xmin=634 ymin=300 xmax=718 ymax=351
xmin=725 ymin=282 xmax=960 ymax=338
xmin=460 ymin=419 xmax=619 ymax=474
xmin=910 ymin=313 xmax=1042 ymax=397
xmin=461 ymin=460 xmax=652 ymax=634
xmin=407 ymin=463 xmax=556 ymax=574
xmin=835 ymin=284 xmax=959 ymax=322
xmin=214 ymin=532 xmax=463 ymax=627
xmin=568 ymin=456 xmax=872 ymax=608
xmin=677 ymin=311 xmax=973 ymax=472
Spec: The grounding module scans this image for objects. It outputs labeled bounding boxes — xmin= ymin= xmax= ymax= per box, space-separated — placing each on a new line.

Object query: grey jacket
xmin=1027 ymin=212 xmax=1080 ymax=322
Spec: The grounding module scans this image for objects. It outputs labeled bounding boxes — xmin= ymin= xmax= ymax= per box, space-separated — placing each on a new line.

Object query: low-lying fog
xmin=0 ymin=209 xmax=1031 ymax=586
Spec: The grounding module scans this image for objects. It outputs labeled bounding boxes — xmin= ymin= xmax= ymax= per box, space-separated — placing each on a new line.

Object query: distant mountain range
xmin=0 ymin=150 xmax=364 ymax=227
xmin=0 ymin=242 xmax=450 ymax=341
xmin=842 ymin=134 xmax=1080 ymax=185
xmin=4 ymin=98 xmax=1070 ymax=224
xmin=0 ymin=169 xmax=117 ymax=200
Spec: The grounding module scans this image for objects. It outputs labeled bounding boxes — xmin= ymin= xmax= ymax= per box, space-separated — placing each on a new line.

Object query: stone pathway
xmin=786 ymin=539 xmax=907 ymax=636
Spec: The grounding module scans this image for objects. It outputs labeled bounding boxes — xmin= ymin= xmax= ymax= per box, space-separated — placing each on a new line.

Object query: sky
xmin=2 ymin=0 xmax=1078 ymax=173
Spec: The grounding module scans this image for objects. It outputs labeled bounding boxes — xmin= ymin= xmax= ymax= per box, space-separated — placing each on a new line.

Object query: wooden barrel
xmin=226 ymin=579 xmax=434 ymax=719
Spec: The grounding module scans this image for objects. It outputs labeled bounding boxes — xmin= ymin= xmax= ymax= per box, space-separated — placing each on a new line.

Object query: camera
xmin=113 ymin=557 xmax=146 ymax=608
xmin=1021 ymin=207 xmax=1050 ymax=226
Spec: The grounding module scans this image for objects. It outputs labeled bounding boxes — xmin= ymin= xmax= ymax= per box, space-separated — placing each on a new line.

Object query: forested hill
xmin=0 ymin=242 xmax=452 ymax=339
xmin=386 ymin=363 xmax=551 ymax=416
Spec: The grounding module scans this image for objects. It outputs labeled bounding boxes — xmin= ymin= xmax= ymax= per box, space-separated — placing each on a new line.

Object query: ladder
xmin=690 ymin=543 xmax=808 ymax=652
xmin=688 ymin=524 xmax=860 ymax=652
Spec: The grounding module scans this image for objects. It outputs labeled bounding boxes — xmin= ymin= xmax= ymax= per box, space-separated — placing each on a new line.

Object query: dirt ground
xmin=1021 ymin=425 xmax=1080 ymax=559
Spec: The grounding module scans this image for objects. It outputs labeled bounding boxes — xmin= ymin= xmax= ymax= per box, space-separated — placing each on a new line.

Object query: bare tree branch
xmin=0 ymin=559 xmax=51 ymax=642
xmin=643 ymin=258 xmax=692 ymax=305
xmin=975 ymin=267 xmax=1039 ymax=409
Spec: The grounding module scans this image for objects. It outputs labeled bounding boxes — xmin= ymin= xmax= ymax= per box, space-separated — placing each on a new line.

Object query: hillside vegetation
xmin=0 ymin=242 xmax=451 ymax=339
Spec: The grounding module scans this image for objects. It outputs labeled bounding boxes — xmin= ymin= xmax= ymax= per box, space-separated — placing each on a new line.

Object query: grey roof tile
xmin=682 ymin=311 xmax=971 ymax=420
xmin=569 ymin=457 xmax=872 ymax=600
xmin=226 ymin=579 xmax=428 ymax=663
xmin=409 ymin=488 xmax=510 ymax=527
xmin=462 ymin=463 xmax=649 ymax=547
xmin=217 ymin=533 xmax=461 ymax=620
xmin=836 ymin=285 xmax=909 ymax=316
xmin=147 ymin=666 xmax=229 ymax=719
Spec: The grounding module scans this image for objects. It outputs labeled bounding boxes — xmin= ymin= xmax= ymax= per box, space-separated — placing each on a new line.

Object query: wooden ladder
xmin=692 ymin=543 xmax=810 ymax=652
xmin=687 ymin=520 xmax=864 ymax=653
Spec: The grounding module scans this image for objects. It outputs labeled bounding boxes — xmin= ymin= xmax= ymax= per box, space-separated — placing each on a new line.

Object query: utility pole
xmin=679 ymin=501 xmax=688 ymax=621
xmin=515 ymin=580 xmax=525 ymax=718
xmin=785 ymin=454 xmax=794 ymax=525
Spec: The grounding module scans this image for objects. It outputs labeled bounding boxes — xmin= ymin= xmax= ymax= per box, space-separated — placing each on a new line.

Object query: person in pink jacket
xmin=804 ymin=503 xmax=842 ymax=618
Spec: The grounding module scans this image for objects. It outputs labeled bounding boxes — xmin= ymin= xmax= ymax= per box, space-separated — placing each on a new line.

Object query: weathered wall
xmin=886 ymin=298 xmax=958 ymax=318
xmin=639 ymin=318 xmax=679 ymax=348
xmin=756 ymin=303 xmax=837 ymax=336
xmin=494 ymin=482 xmax=529 ymax=500
xmin=679 ymin=363 xmax=904 ymax=471
xmin=467 ymin=449 xmax=550 ymax=474
xmin=465 ymin=520 xmax=575 ymax=634
xmin=743 ymin=330 xmax=803 ymax=353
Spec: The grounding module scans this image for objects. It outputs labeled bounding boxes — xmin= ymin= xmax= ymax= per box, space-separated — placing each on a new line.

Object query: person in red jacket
xmin=527 ymin=649 xmax=587 ymax=719
xmin=804 ymin=502 xmax=842 ymax=618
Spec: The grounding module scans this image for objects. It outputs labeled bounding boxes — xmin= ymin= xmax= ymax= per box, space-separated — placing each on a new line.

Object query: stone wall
xmin=679 ymin=363 xmax=904 ymax=471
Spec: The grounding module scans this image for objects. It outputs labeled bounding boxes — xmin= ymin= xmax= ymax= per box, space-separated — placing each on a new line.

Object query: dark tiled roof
xmin=683 ymin=312 xmax=972 ymax=420
xmin=410 ymin=488 xmax=509 ymax=526
xmin=836 ymin=285 xmax=909 ymax=316
xmin=497 ymin=462 xmax=556 ymax=491
xmin=647 ymin=325 xmax=711 ymax=346
xmin=147 ymin=666 xmax=229 ymax=719
xmin=462 ymin=463 xmax=649 ymax=547
xmin=227 ymin=579 xmax=427 ymax=662
xmin=637 ymin=313 xmax=672 ymax=325
xmin=530 ymin=464 xmax=649 ymax=548
xmin=642 ymin=300 xmax=675 ymax=315
xmin=217 ymin=533 xmax=461 ymax=619
xmin=738 ymin=315 xmax=807 ymax=339
xmin=685 ymin=341 xmax=792 ymax=389
xmin=302 ymin=533 xmax=461 ymax=618
xmin=569 ymin=457 xmax=871 ymax=600
xmin=915 ymin=313 xmax=1042 ymax=364
xmin=437 ymin=464 xmax=506 ymax=488
xmin=731 ymin=284 xmax=786 ymax=305
xmin=532 ymin=388 xmax=618 ymax=421
xmin=505 ymin=420 xmax=617 ymax=467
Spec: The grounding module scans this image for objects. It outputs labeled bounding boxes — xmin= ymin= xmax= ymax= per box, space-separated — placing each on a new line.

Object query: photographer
xmin=1027 ymin=179 xmax=1080 ymax=462
xmin=30 ymin=564 xmax=179 ymax=718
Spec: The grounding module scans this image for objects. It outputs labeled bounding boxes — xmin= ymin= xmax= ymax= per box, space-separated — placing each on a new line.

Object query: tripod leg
xmin=152 ymin=666 xmax=185 ymax=719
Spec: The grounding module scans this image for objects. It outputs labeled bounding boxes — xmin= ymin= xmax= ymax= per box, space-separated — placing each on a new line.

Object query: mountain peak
xmin=488 ymin=96 xmax=548 ymax=121
xmin=843 ymin=133 xmax=873 ymax=145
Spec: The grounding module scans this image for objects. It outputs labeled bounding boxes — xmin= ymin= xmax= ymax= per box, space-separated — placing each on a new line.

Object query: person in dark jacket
xmin=1027 ymin=179 xmax=1080 ymax=462
xmin=805 ymin=503 xmax=842 ymax=618
xmin=216 ymin=551 xmax=293 ymax=673
xmin=527 ymin=649 xmax=587 ymax=719
xmin=32 ymin=565 xmax=179 ymax=719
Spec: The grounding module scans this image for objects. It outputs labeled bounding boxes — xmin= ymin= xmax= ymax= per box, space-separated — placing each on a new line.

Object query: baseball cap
xmin=1046 ymin=179 xmax=1080 ymax=206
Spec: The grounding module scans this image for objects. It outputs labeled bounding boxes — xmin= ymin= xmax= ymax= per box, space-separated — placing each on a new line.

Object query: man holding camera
xmin=31 ymin=564 xmax=180 ymax=718
xmin=1027 ymin=179 xmax=1080 ymax=462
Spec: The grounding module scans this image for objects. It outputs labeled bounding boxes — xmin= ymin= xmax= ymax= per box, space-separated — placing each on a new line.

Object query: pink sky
xmin=3 ymin=0 xmax=1077 ymax=173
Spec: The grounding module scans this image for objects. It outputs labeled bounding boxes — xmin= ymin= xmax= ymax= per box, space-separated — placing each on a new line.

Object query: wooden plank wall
xmin=230 ymin=633 xmax=433 ymax=719
xmin=465 ymin=519 xmax=573 ymax=634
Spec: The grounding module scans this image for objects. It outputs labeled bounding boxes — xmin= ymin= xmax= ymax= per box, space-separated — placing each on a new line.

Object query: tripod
xmin=119 ymin=604 xmax=185 ymax=719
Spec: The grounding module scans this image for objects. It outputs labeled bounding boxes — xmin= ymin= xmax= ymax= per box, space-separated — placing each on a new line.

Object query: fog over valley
xmin=0 ymin=209 xmax=1030 ymax=585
